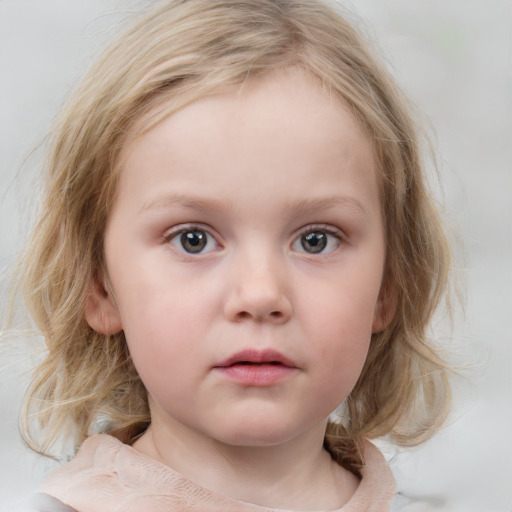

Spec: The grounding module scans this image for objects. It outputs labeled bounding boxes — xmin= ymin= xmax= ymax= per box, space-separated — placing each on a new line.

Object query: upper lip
xmin=214 ymin=349 xmax=297 ymax=368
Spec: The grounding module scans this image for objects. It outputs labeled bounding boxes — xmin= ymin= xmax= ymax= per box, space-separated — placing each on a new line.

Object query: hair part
xmin=13 ymin=0 xmax=453 ymax=472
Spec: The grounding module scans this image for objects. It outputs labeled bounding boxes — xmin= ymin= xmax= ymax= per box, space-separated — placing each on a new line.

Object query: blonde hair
xmin=13 ymin=0 xmax=452 ymax=472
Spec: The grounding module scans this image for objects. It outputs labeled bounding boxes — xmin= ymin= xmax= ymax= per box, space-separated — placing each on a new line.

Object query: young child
xmin=13 ymin=0 xmax=453 ymax=510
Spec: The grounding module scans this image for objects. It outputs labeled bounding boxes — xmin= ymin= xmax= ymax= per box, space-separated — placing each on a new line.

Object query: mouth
xmin=213 ymin=349 xmax=298 ymax=386
xmin=214 ymin=349 xmax=297 ymax=369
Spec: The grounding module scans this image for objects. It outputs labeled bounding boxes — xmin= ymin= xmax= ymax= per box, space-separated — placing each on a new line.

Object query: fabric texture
xmin=28 ymin=493 xmax=78 ymax=512
xmin=36 ymin=434 xmax=397 ymax=512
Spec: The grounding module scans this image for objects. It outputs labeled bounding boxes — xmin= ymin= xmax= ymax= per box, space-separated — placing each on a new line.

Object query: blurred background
xmin=1 ymin=1 xmax=511 ymax=510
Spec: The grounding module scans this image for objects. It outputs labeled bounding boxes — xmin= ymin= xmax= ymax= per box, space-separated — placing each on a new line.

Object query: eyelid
xmin=162 ymin=223 xmax=223 ymax=254
xmin=294 ymin=223 xmax=345 ymax=240
xmin=291 ymin=223 xmax=345 ymax=254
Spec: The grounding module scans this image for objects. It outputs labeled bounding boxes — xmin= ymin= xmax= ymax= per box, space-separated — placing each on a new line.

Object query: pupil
xmin=181 ymin=230 xmax=207 ymax=253
xmin=301 ymin=232 xmax=327 ymax=253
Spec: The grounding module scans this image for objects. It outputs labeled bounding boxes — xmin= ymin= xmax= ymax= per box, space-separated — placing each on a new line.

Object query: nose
xmin=223 ymin=251 xmax=292 ymax=325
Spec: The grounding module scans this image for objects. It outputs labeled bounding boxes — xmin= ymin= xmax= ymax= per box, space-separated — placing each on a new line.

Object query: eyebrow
xmin=139 ymin=194 xmax=368 ymax=217
xmin=285 ymin=196 xmax=368 ymax=218
xmin=139 ymin=194 xmax=230 ymax=214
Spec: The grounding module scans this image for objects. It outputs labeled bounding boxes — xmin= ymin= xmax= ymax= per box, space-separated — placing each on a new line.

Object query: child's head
xmin=19 ymin=0 xmax=451 ymax=460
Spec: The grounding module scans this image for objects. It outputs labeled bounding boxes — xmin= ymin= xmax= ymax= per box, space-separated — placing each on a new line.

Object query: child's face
xmin=94 ymin=69 xmax=389 ymax=447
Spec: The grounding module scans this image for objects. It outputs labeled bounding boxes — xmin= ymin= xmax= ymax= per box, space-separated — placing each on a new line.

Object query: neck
xmin=132 ymin=417 xmax=359 ymax=510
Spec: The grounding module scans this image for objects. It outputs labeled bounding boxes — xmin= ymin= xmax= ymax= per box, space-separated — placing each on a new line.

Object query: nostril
xmin=235 ymin=310 xmax=284 ymax=321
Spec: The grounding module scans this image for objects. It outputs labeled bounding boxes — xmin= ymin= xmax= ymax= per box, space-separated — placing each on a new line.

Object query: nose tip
xmin=223 ymin=269 xmax=292 ymax=324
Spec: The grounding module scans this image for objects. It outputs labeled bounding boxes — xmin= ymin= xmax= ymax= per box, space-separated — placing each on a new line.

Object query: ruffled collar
xmin=38 ymin=434 xmax=396 ymax=512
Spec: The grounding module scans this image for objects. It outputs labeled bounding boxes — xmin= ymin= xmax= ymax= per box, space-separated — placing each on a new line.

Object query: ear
xmin=372 ymin=280 xmax=398 ymax=333
xmin=84 ymin=277 xmax=123 ymax=335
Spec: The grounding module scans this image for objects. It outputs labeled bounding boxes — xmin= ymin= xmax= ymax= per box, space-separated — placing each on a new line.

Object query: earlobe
xmin=84 ymin=277 xmax=123 ymax=335
xmin=372 ymin=282 xmax=398 ymax=333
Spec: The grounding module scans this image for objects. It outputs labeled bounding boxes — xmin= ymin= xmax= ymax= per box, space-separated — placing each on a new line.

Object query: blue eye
xmin=170 ymin=228 xmax=218 ymax=254
xmin=293 ymin=229 xmax=340 ymax=254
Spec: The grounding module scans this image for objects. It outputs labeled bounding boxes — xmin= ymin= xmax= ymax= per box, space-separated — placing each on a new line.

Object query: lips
xmin=213 ymin=349 xmax=298 ymax=386
xmin=215 ymin=349 xmax=297 ymax=368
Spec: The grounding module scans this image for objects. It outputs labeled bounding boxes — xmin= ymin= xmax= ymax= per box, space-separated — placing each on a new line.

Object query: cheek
xmin=317 ymin=322 xmax=371 ymax=389
xmin=116 ymin=272 xmax=222 ymax=385
xmin=300 ymin=282 xmax=378 ymax=397
xmin=122 ymin=298 xmax=196 ymax=358
xmin=114 ymin=286 xmax=189 ymax=370
xmin=304 ymin=281 xmax=379 ymax=345
xmin=121 ymin=308 xmax=199 ymax=414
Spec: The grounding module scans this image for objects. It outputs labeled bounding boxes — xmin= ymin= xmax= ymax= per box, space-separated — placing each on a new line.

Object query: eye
xmin=169 ymin=228 xmax=218 ymax=254
xmin=292 ymin=228 xmax=341 ymax=255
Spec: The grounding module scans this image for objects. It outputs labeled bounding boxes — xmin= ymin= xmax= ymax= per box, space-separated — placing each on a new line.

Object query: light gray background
xmin=1 ymin=1 xmax=511 ymax=511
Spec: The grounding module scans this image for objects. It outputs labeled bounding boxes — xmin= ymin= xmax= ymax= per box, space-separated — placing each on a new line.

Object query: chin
xmin=213 ymin=418 xmax=310 ymax=448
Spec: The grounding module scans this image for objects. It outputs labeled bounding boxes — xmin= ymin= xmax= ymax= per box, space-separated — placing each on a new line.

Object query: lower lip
xmin=214 ymin=364 xmax=296 ymax=386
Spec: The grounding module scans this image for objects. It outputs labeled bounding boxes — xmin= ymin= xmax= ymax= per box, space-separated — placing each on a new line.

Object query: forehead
xmin=114 ymin=68 xmax=379 ymax=219
xmin=120 ymin=68 xmax=375 ymax=172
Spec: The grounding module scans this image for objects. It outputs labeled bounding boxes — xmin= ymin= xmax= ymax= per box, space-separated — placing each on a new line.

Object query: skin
xmin=86 ymin=67 xmax=392 ymax=510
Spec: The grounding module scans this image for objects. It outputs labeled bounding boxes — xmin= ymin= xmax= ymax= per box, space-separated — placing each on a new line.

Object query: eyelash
xmin=163 ymin=224 xmax=221 ymax=255
xmin=292 ymin=224 xmax=344 ymax=255
xmin=162 ymin=223 xmax=345 ymax=256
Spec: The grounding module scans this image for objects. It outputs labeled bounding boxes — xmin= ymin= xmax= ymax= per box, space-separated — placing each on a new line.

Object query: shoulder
xmin=37 ymin=434 xmax=123 ymax=490
xmin=25 ymin=492 xmax=78 ymax=512
xmin=35 ymin=435 xmax=129 ymax=512
xmin=337 ymin=439 xmax=396 ymax=511
xmin=34 ymin=434 xmax=255 ymax=512
xmin=358 ymin=443 xmax=441 ymax=512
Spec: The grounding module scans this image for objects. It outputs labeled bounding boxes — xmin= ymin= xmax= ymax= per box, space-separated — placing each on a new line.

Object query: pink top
xmin=37 ymin=434 xmax=396 ymax=512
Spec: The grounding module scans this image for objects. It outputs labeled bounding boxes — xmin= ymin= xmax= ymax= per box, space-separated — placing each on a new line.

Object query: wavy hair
xmin=11 ymin=0 xmax=453 ymax=473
